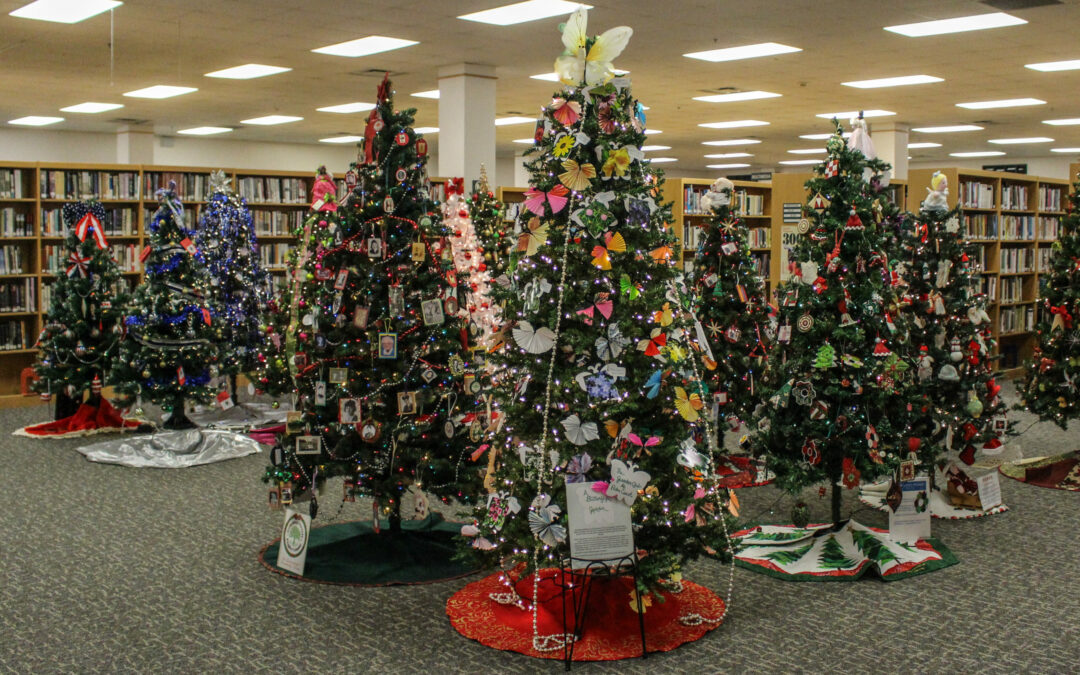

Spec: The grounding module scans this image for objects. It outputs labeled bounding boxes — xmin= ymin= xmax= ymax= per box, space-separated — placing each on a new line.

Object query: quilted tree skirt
xmin=14 ymin=399 xmax=144 ymax=439
xmin=733 ymin=521 xmax=957 ymax=581
xmin=260 ymin=513 xmax=479 ymax=586
xmin=999 ymin=451 xmax=1080 ymax=491
xmin=446 ymin=569 xmax=726 ymax=661
xmin=715 ymin=455 xmax=774 ymax=489
xmin=859 ymin=481 xmax=1008 ymax=520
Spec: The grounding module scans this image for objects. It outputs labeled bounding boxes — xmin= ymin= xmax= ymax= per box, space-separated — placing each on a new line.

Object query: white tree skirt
xmin=76 ymin=429 xmax=260 ymax=468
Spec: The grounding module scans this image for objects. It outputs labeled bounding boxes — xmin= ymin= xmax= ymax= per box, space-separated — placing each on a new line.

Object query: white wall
xmin=0 ymin=128 xmax=116 ymax=164
xmin=910 ymin=156 xmax=1077 ymax=180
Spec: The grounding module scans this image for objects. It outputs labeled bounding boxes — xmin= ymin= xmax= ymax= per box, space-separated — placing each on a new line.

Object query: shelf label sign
xmin=782 ymin=202 xmax=802 ymax=223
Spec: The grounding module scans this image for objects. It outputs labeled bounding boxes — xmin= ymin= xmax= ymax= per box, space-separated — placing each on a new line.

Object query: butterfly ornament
xmin=554 ymin=8 xmax=633 ymax=87
xmin=561 ymin=414 xmax=600 ymax=446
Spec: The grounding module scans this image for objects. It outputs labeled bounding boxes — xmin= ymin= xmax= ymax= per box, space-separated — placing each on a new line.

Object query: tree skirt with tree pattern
xmin=733 ymin=521 xmax=957 ymax=581
xmin=999 ymin=451 xmax=1080 ymax=491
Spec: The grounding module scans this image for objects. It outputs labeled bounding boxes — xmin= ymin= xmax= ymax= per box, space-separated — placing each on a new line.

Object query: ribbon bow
xmin=1049 ymin=304 xmax=1073 ymax=330
xmin=75 ymin=212 xmax=108 ymax=249
xmin=66 ymin=252 xmax=91 ymax=278
xmin=446 ymin=177 xmax=465 ymax=196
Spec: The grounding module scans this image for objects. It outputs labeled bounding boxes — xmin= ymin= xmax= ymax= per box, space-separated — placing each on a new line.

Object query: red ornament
xmin=395 ymin=131 xmax=409 ymax=146
xmin=416 ymin=137 xmax=428 ymax=156
xmin=841 ymin=457 xmax=861 ymax=489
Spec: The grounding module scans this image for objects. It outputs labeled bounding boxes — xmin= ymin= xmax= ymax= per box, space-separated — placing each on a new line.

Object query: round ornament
xmin=419 ymin=215 xmax=432 ymax=228
xmin=797 ymin=313 xmax=814 ymax=332
xmin=395 ymin=168 xmax=407 ymax=182
xmin=383 ymin=197 xmax=395 ymax=213
xmin=797 ymin=217 xmax=812 ymax=235
xmin=443 ymin=421 xmax=455 ymax=438
xmin=360 ymin=421 xmax=382 ymax=443
xmin=395 ymin=131 xmax=409 ymax=146
xmin=373 ymin=119 xmax=384 ymax=132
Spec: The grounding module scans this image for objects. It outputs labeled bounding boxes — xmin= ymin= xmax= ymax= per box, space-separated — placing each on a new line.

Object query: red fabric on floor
xmin=20 ymin=399 xmax=141 ymax=437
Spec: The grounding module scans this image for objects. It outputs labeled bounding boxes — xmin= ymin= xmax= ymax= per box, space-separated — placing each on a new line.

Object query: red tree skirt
xmin=715 ymin=455 xmax=774 ymax=489
xmin=14 ymin=399 xmax=143 ymax=438
xmin=446 ymin=569 xmax=726 ymax=661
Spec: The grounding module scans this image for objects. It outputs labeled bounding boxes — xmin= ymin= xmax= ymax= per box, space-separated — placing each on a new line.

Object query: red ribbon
xmin=1049 ymin=304 xmax=1073 ymax=329
xmin=446 ymin=177 xmax=466 ymax=196
xmin=75 ymin=212 xmax=108 ymax=249
xmin=66 ymin=252 xmax=91 ymax=278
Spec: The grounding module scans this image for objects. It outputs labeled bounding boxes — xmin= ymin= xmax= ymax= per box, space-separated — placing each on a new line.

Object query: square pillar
xmin=437 ymin=63 xmax=496 ymax=188
xmin=871 ymin=123 xmax=909 ymax=181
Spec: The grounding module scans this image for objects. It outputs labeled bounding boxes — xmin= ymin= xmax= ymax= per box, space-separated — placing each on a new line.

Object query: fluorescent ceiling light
xmin=124 ymin=85 xmax=197 ymax=99
xmin=693 ymin=90 xmax=781 ymax=103
xmin=640 ymin=145 xmax=671 ymax=151
xmin=702 ymin=139 xmax=761 ymax=146
xmin=989 ymin=137 xmax=1053 ymax=145
xmin=1026 ymin=59 xmax=1080 ymax=72
xmin=957 ymin=98 xmax=1045 ymax=109
xmin=412 ymin=90 xmax=440 ymax=99
xmin=495 ymin=116 xmax=535 ymax=126
xmin=800 ymin=132 xmax=850 ymax=140
xmin=1051 ymin=147 xmax=1080 ymax=153
xmin=458 ymin=1 xmax=590 ymax=25
xmin=787 ymin=148 xmax=827 ymax=154
xmin=531 ymin=69 xmax=627 ymax=82
xmin=649 ymin=157 xmax=677 ymax=163
xmin=842 ymin=74 xmax=943 ymax=89
xmin=684 ymin=42 xmax=801 ymax=63
xmin=317 ymin=102 xmax=375 ymax=113
xmin=312 ymin=36 xmax=418 ymax=58
xmin=907 ymin=142 xmax=942 ymax=149
xmin=816 ymin=109 xmax=895 ymax=119
xmin=177 ymin=126 xmax=232 ymax=136
xmin=205 ymin=64 xmax=291 ymax=80
xmin=884 ymin=12 xmax=1026 ymax=37
xmin=699 ymin=120 xmax=769 ymax=129
xmin=779 ymin=159 xmax=822 ymax=166
xmin=1043 ymin=118 xmax=1080 ymax=126
xmin=60 ymin=101 xmax=122 ymax=113
xmin=9 ymin=0 xmax=121 ymax=23
xmin=319 ymin=135 xmax=364 ymax=144
xmin=643 ymin=129 xmax=662 ymax=135
xmin=949 ymin=151 xmax=1006 ymax=157
xmin=704 ymin=152 xmax=752 ymax=159
xmin=241 ymin=115 xmax=302 ymax=125
xmin=414 ymin=127 xmax=438 ymax=134
xmin=9 ymin=116 xmax=63 ymax=126
xmin=513 ymin=138 xmax=535 ymax=144
xmin=912 ymin=124 xmax=982 ymax=133
xmin=707 ymin=163 xmax=750 ymax=169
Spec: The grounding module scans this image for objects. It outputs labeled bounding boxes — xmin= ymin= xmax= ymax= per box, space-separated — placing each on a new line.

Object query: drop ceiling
xmin=2 ymin=0 xmax=1080 ymax=172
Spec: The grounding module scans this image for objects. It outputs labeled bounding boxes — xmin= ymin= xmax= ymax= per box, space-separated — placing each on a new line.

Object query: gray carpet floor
xmin=1 ymin=385 xmax=1078 ymax=674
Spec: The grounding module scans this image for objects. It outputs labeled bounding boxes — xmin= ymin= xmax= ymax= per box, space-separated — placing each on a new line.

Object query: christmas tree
xmin=751 ymin=120 xmax=917 ymax=526
xmin=690 ymin=177 xmax=773 ymax=444
xmin=444 ymin=177 xmax=499 ymax=347
xmin=464 ymin=9 xmax=732 ymax=591
xmin=1019 ymin=172 xmax=1080 ymax=427
xmin=194 ymin=170 xmax=271 ymax=398
xmin=261 ymin=76 xmax=484 ymax=526
xmin=900 ymin=172 xmax=1006 ymax=472
xmin=110 ymin=186 xmax=219 ymax=429
xmin=33 ymin=200 xmax=128 ymax=417
xmin=470 ymin=166 xmax=512 ymax=289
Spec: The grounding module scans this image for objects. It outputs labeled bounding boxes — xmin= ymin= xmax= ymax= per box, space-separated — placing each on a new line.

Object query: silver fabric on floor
xmin=76 ymin=428 xmax=261 ymax=468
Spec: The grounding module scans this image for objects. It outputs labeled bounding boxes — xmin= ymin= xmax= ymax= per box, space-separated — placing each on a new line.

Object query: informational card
xmin=888 ymin=475 xmax=932 ymax=544
xmin=976 ymin=472 xmax=1002 ymax=510
xmin=565 ymin=481 xmax=634 ymax=569
xmin=779 ymin=226 xmax=798 ymax=281
xmin=276 ymin=509 xmax=311 ymax=576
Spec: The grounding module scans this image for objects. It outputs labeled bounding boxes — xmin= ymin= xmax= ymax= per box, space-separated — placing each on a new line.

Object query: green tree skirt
xmin=259 ymin=513 xmax=480 ymax=586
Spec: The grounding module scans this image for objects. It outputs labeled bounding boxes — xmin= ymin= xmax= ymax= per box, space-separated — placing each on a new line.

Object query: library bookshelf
xmin=0 ymin=161 xmax=447 ymax=408
xmin=906 ymin=168 xmax=1069 ymax=376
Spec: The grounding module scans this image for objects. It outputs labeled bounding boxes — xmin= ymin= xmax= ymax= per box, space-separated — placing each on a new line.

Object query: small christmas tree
xmin=261 ymin=76 xmax=484 ymax=526
xmin=33 ymin=200 xmax=128 ymax=417
xmin=444 ymin=177 xmax=499 ymax=346
xmin=195 ymin=170 xmax=271 ymax=399
xmin=1019 ymin=172 xmax=1080 ymax=427
xmin=470 ymin=166 xmax=512 ymax=287
xmin=110 ymin=186 xmax=219 ymax=429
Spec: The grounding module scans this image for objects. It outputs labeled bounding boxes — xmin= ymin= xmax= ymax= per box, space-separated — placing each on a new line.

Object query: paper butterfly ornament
xmin=554 ymin=8 xmax=633 ymax=87
xmin=577 ymin=293 xmax=614 ymax=325
xmin=517 ymin=217 xmax=549 ymax=256
xmin=601 ymin=147 xmax=631 ymax=179
xmin=513 ymin=321 xmax=557 ymax=354
xmin=523 ymin=185 xmax=569 ymax=216
xmin=565 ymin=453 xmax=592 ymax=483
xmin=674 ymin=386 xmax=703 ymax=422
xmin=619 ymin=273 xmax=641 ymax=300
xmin=559 ymin=159 xmax=597 ymax=192
xmin=643 ymin=369 xmax=665 ymax=398
xmin=637 ymin=328 xmax=667 ymax=357
xmin=561 ymin=414 xmax=600 ymax=446
xmin=550 ymin=97 xmax=581 ymax=126
xmin=677 ymin=438 xmax=708 ymax=469
xmin=591 ymin=231 xmax=626 ymax=270
xmin=593 ymin=459 xmax=651 ymax=506
xmin=626 ymin=433 xmax=660 ymax=452
xmin=595 ymin=323 xmax=628 ymax=361
xmin=649 ymin=245 xmax=674 ymax=263
xmin=528 ymin=494 xmax=567 ymax=547
xmin=652 ymin=302 xmax=673 ymax=327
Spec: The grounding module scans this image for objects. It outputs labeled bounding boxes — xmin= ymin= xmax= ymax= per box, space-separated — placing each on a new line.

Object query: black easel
xmin=556 ymin=554 xmax=648 ymax=670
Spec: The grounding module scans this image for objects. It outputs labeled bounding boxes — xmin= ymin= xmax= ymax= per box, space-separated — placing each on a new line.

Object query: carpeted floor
xmin=1 ymin=386 xmax=1078 ymax=673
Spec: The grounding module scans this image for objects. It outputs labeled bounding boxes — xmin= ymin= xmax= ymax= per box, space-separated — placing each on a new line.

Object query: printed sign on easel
xmin=565 ymin=480 xmax=634 ymax=569
xmin=276 ymin=509 xmax=311 ymax=575
xmin=888 ymin=475 xmax=931 ymax=544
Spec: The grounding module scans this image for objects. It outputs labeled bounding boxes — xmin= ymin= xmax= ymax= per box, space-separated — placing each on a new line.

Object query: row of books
xmin=999 ymin=306 xmax=1035 ymax=335
xmin=682 ymin=187 xmax=767 ymax=216
xmin=1037 ymin=247 xmax=1055 ymax=273
xmin=750 ymin=252 xmax=770 ymax=277
xmin=237 ymin=177 xmax=308 ymax=204
xmin=252 ymin=210 xmax=305 ymax=236
xmin=1038 ymin=216 xmax=1060 ymax=240
xmin=982 ymin=276 xmax=998 ymax=302
xmin=0 ymin=208 xmax=32 ymax=236
xmin=0 ymin=169 xmax=27 ymax=199
xmin=748 ymin=227 xmax=770 ymax=248
xmin=39 ymin=170 xmax=140 ymax=200
xmin=0 ymin=279 xmax=36 ymax=312
xmin=972 ymin=245 xmax=990 ymax=272
xmin=1000 ymin=215 xmax=1035 ymax=241
xmin=963 ymin=213 xmax=997 ymax=239
xmin=144 ymin=172 xmax=211 ymax=202
xmin=0 ymin=319 xmax=27 ymax=350
xmin=1000 ymin=276 xmax=1024 ymax=304
xmin=259 ymin=243 xmax=292 ymax=270
xmin=960 ymin=181 xmax=995 ymax=209
xmin=1000 ymin=183 xmax=1029 ymax=211
xmin=1000 ymin=247 xmax=1035 ymax=274
xmin=41 ymin=207 xmax=138 ymax=237
xmin=0 ymin=246 xmax=27 ymax=275
xmin=1038 ymin=186 xmax=1063 ymax=212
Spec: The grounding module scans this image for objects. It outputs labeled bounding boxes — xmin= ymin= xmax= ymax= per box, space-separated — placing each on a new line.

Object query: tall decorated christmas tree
xmin=690 ymin=177 xmax=773 ymax=448
xmin=463 ymin=9 xmax=732 ymax=595
xmin=261 ymin=76 xmax=484 ymax=526
xmin=1019 ymin=172 xmax=1080 ymax=427
xmin=32 ymin=201 xmax=128 ymax=419
xmin=195 ymin=170 xmax=271 ymax=397
xmin=110 ymin=186 xmax=219 ymax=429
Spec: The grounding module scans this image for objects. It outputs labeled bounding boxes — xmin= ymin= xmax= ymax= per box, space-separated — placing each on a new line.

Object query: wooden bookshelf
xmin=495 ymin=186 xmax=526 ymax=232
xmin=906 ymin=168 xmax=1068 ymax=376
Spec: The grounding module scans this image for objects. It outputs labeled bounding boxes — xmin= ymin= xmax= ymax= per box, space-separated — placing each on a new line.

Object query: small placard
xmin=782 ymin=202 xmax=803 ymax=223
xmin=976 ymin=472 xmax=1002 ymax=510
xmin=216 ymin=390 xmax=234 ymax=410
xmin=276 ymin=509 xmax=311 ymax=576
xmin=565 ymin=481 xmax=634 ymax=569
xmin=888 ymin=475 xmax=932 ymax=544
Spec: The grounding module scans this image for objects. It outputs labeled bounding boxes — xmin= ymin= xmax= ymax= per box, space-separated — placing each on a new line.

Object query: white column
xmin=116 ymin=125 xmax=155 ymax=164
xmin=437 ymin=63 xmax=496 ymax=187
xmin=513 ymin=150 xmax=530 ymax=187
xmin=871 ymin=122 xmax=909 ymax=181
